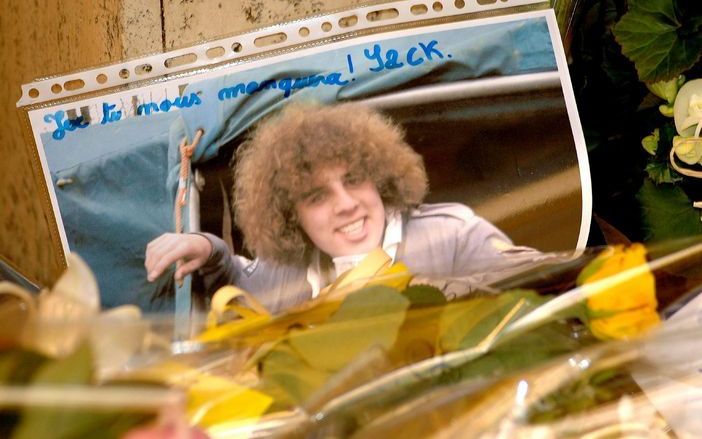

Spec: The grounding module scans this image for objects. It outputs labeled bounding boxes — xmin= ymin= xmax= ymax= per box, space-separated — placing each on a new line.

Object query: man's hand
xmin=145 ymin=233 xmax=213 ymax=282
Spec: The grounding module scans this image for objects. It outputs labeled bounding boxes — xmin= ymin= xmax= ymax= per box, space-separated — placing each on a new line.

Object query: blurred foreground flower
xmin=122 ymin=422 xmax=209 ymax=439
xmin=578 ymin=244 xmax=660 ymax=340
xmin=0 ymin=254 xmax=145 ymax=377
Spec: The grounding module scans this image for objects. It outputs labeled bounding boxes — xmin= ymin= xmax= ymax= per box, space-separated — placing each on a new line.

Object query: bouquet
xmin=3 ymin=239 xmax=702 ymax=438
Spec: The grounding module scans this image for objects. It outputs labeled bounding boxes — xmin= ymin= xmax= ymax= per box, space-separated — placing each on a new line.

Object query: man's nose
xmin=333 ymin=187 xmax=358 ymax=213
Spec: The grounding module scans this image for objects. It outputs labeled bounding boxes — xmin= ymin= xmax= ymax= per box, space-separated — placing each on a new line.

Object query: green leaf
xmin=10 ymin=344 xmax=152 ymax=439
xmin=641 ymin=128 xmax=659 ymax=155
xmin=259 ymin=342 xmax=331 ymax=408
xmin=646 ymin=76 xmax=684 ymax=104
xmin=0 ymin=349 xmax=49 ymax=385
xmin=637 ymin=179 xmax=702 ymax=241
xmin=402 ymin=284 xmax=446 ymax=307
xmin=439 ymin=290 xmax=548 ymax=352
xmin=11 ymin=343 xmax=94 ymax=439
xmin=0 ymin=350 xmax=50 ymax=439
xmin=613 ymin=0 xmax=702 ymax=82
xmin=389 ymin=303 xmax=445 ymax=365
xmin=439 ymin=298 xmax=502 ymax=352
xmin=289 ymin=286 xmax=410 ymax=372
xmin=24 ymin=342 xmax=93 ymax=385
xmin=528 ymin=367 xmax=637 ymax=422
xmin=645 ymin=160 xmax=683 ymax=184
xmin=443 ymin=321 xmax=586 ymax=386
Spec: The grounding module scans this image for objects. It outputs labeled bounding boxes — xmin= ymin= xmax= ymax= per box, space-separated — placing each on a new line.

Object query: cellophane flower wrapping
xmin=4 ymin=238 xmax=702 ymax=438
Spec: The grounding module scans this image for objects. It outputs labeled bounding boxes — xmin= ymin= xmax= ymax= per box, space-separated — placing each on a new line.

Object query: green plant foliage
xmin=10 ymin=343 xmax=96 ymax=439
xmin=0 ymin=350 xmax=49 ymax=385
xmin=637 ymin=179 xmax=702 ymax=241
xmin=646 ymin=76 xmax=685 ymax=104
xmin=9 ymin=343 xmax=153 ymax=439
xmin=569 ymin=0 xmax=652 ymax=243
xmin=571 ymin=0 xmax=702 ymax=243
xmin=643 ymin=122 xmax=682 ymax=183
xmin=645 ymin=161 xmax=683 ymax=184
xmin=613 ymin=0 xmax=702 ymax=82
xmin=259 ymin=343 xmax=332 ymax=408
xmin=0 ymin=350 xmax=50 ymax=437
xmin=528 ymin=367 xmax=639 ymax=422
xmin=288 ymin=286 xmax=409 ymax=372
xmin=641 ymin=128 xmax=660 ymax=156
xmin=439 ymin=290 xmax=549 ymax=352
xmin=402 ymin=284 xmax=446 ymax=307
xmin=447 ymin=321 xmax=587 ymax=386
xmin=390 ymin=285 xmax=448 ymax=365
xmin=258 ymin=287 xmax=410 ymax=406
xmin=257 ymin=287 xmax=588 ymax=411
xmin=20 ymin=342 xmax=93 ymax=386
xmin=2 ymin=344 xmax=155 ymax=439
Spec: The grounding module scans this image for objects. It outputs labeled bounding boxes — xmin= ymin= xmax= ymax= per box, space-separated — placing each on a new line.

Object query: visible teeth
xmin=340 ymin=219 xmax=364 ymax=234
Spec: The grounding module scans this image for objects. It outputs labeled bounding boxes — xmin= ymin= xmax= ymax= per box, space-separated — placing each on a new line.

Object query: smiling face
xmin=294 ymin=165 xmax=386 ymax=258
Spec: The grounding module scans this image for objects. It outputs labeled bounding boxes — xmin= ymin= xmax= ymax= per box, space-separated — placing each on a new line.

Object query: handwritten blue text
xmin=45 ymin=110 xmax=89 ymax=140
xmin=136 ymin=92 xmax=202 ymax=116
xmin=218 ymin=72 xmax=349 ymax=101
xmin=364 ymin=40 xmax=445 ymax=72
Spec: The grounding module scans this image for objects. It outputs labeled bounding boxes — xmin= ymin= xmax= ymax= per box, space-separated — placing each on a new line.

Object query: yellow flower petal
xmin=197 ymin=314 xmax=272 ymax=344
xmin=580 ymin=244 xmax=660 ymax=340
xmin=117 ymin=360 xmax=273 ymax=429
xmin=187 ymin=374 xmax=272 ymax=428
xmin=589 ymin=307 xmax=660 ymax=340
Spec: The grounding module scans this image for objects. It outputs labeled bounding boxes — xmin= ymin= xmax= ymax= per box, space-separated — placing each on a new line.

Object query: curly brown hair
xmin=233 ymin=101 xmax=428 ymax=265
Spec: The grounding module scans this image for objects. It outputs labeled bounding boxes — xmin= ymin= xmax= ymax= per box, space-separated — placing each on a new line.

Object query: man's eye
xmin=344 ymin=173 xmax=364 ymax=186
xmin=305 ymin=191 xmax=326 ymax=204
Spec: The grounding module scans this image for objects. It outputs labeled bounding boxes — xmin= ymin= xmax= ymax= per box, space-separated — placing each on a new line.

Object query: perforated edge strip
xmin=17 ymin=0 xmax=547 ymax=106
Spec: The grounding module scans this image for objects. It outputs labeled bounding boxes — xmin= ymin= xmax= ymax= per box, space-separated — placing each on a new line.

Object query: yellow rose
xmin=579 ymin=244 xmax=660 ymax=340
